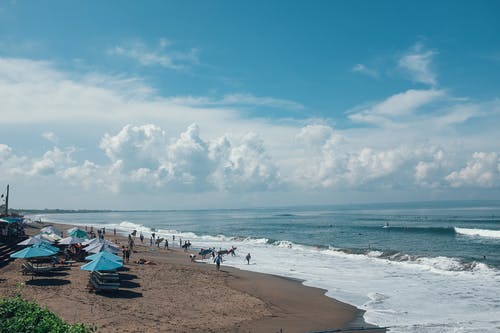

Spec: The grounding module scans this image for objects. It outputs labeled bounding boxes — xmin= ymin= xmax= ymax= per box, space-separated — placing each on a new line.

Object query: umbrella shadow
xmin=118 ymin=273 xmax=137 ymax=280
xmin=97 ymin=289 xmax=142 ymax=298
xmin=26 ymin=278 xmax=71 ymax=286
xmin=120 ymin=280 xmax=140 ymax=289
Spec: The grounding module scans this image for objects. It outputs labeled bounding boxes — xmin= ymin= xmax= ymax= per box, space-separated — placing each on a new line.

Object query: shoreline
xmin=1 ymin=221 xmax=384 ymax=332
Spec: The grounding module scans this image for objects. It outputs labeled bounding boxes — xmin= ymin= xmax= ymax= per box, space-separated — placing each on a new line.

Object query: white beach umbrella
xmin=58 ymin=236 xmax=84 ymax=245
xmin=17 ymin=235 xmax=53 ymax=246
xmin=85 ymin=242 xmax=120 ymax=254
xmin=40 ymin=226 xmax=62 ymax=236
xmin=41 ymin=232 xmax=62 ymax=242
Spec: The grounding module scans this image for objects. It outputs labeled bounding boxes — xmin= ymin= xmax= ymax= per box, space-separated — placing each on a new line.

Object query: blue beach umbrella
xmin=10 ymin=244 xmax=58 ymax=259
xmin=85 ymin=251 xmax=123 ymax=262
xmin=37 ymin=242 xmax=60 ymax=252
xmin=68 ymin=229 xmax=88 ymax=239
xmin=80 ymin=256 xmax=123 ymax=271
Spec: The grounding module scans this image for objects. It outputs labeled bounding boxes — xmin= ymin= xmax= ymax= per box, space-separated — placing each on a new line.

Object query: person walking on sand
xmin=164 ymin=239 xmax=169 ymax=249
xmin=246 ymin=253 xmax=251 ymax=265
xmin=214 ymin=253 xmax=223 ymax=271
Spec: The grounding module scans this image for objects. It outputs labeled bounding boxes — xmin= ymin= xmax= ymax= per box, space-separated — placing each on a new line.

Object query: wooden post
xmin=4 ymin=184 xmax=8 ymax=216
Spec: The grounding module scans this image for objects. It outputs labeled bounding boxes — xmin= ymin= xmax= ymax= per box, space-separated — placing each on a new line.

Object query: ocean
xmin=30 ymin=201 xmax=500 ymax=332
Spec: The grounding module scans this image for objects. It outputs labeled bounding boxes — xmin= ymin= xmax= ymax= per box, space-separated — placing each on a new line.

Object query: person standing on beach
xmin=246 ymin=253 xmax=251 ymax=264
xmin=164 ymin=239 xmax=169 ymax=249
xmin=140 ymin=232 xmax=144 ymax=243
xmin=125 ymin=247 xmax=130 ymax=263
xmin=214 ymin=253 xmax=223 ymax=271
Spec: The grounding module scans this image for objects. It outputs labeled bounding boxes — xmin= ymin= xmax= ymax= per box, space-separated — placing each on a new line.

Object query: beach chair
xmin=22 ymin=262 xmax=56 ymax=276
xmin=88 ymin=272 xmax=120 ymax=292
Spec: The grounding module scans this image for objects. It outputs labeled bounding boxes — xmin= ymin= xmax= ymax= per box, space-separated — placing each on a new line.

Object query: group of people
xmin=120 ymin=228 xmax=254 ymax=271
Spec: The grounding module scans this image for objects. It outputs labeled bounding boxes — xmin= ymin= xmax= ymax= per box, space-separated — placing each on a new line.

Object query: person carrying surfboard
xmin=214 ymin=253 xmax=223 ymax=271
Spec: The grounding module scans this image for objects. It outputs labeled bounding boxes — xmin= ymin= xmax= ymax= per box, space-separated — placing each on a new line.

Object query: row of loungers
xmin=89 ymin=271 xmax=120 ymax=291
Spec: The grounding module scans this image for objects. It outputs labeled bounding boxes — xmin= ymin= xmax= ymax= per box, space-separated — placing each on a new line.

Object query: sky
xmin=1 ymin=1 xmax=500 ymax=209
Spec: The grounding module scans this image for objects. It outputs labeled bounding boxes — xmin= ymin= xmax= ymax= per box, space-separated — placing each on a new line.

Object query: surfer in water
xmin=246 ymin=253 xmax=251 ymax=265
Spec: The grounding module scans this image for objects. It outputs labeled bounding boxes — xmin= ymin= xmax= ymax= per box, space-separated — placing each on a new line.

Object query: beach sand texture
xmin=0 ymin=222 xmax=383 ymax=333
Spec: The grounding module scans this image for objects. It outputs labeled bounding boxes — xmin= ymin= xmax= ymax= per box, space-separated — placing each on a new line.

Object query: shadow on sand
xmin=96 ymin=289 xmax=142 ymax=298
xmin=118 ymin=273 xmax=138 ymax=280
xmin=26 ymin=278 xmax=71 ymax=286
xmin=120 ymin=280 xmax=140 ymax=289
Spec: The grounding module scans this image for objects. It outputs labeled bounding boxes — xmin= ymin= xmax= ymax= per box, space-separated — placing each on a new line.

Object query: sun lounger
xmin=93 ymin=271 xmax=120 ymax=281
xmin=88 ymin=272 xmax=120 ymax=291
xmin=22 ymin=262 xmax=57 ymax=275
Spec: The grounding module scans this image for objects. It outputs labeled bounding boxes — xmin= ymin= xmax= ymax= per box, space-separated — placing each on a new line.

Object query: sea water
xmin=31 ymin=201 xmax=500 ymax=332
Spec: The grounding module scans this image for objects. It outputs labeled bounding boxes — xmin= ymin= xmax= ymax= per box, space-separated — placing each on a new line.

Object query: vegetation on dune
xmin=0 ymin=297 xmax=93 ymax=333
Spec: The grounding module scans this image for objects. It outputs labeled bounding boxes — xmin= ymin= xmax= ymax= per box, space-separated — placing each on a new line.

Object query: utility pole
xmin=4 ymin=184 xmax=8 ymax=216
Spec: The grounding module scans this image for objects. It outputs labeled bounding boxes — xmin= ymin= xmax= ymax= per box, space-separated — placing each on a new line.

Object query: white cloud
xmin=214 ymin=132 xmax=281 ymax=192
xmin=42 ymin=131 xmax=58 ymax=144
xmin=108 ymin=38 xmax=199 ymax=70
xmin=28 ymin=147 xmax=74 ymax=176
xmin=100 ymin=124 xmax=167 ymax=171
xmin=352 ymin=63 xmax=378 ymax=78
xmin=398 ymin=42 xmax=437 ymax=86
xmin=349 ymin=89 xmax=445 ymax=126
xmin=2 ymin=55 xmax=500 ymax=208
xmin=446 ymin=152 xmax=500 ymax=188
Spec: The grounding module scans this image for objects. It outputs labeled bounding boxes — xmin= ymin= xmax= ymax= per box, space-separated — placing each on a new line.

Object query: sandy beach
xmin=0 ymin=222 xmax=384 ymax=333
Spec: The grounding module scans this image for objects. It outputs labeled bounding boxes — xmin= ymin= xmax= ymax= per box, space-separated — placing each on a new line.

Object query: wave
xmin=455 ymin=227 xmax=500 ymax=239
xmin=379 ymin=225 xmax=456 ymax=235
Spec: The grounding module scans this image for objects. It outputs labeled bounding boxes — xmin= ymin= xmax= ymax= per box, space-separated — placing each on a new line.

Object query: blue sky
xmin=1 ymin=1 xmax=500 ymax=209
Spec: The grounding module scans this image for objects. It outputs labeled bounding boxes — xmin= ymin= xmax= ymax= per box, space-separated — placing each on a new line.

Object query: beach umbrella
xmin=68 ymin=229 xmax=88 ymax=239
xmin=67 ymin=227 xmax=80 ymax=233
xmin=36 ymin=242 xmax=60 ymax=252
xmin=58 ymin=236 xmax=84 ymax=245
xmin=85 ymin=251 xmax=122 ymax=262
xmin=40 ymin=226 xmax=62 ymax=236
xmin=17 ymin=235 xmax=53 ymax=246
xmin=10 ymin=244 xmax=58 ymax=259
xmin=84 ymin=242 xmax=120 ymax=254
xmin=80 ymin=256 xmax=123 ymax=271
xmin=41 ymin=232 xmax=62 ymax=242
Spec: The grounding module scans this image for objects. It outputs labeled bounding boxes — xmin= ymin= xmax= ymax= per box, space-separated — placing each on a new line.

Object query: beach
xmin=0 ymin=222 xmax=382 ymax=333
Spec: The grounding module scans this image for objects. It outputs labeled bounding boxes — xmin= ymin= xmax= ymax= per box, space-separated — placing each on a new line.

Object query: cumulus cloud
xmin=214 ymin=132 xmax=281 ymax=191
xmin=446 ymin=152 xmax=500 ymax=188
xmin=95 ymin=123 xmax=281 ymax=193
xmin=100 ymin=124 xmax=167 ymax=171
xmin=398 ymin=42 xmax=437 ymax=86
xmin=28 ymin=147 xmax=74 ymax=176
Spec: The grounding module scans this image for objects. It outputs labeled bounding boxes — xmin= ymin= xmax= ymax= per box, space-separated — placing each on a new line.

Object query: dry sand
xmin=0 ymin=222 xmax=385 ymax=333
